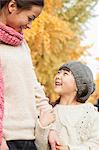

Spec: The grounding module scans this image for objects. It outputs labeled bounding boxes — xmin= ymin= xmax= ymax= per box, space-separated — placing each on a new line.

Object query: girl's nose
xmin=56 ymin=73 xmax=62 ymax=79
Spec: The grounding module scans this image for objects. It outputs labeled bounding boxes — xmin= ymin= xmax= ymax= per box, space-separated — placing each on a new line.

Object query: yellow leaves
xmin=24 ymin=0 xmax=88 ymax=100
xmin=24 ymin=10 xmax=74 ymax=55
xmin=96 ymin=57 xmax=99 ymax=61
xmin=44 ymin=0 xmax=62 ymax=14
xmin=43 ymin=32 xmax=50 ymax=51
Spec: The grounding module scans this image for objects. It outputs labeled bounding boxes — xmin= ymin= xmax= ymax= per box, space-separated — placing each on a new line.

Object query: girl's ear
xmin=8 ymin=0 xmax=17 ymax=14
xmin=75 ymin=87 xmax=78 ymax=91
xmin=75 ymin=87 xmax=78 ymax=93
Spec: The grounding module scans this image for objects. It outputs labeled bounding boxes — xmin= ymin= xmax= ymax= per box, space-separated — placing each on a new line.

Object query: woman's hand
xmin=39 ymin=109 xmax=56 ymax=127
xmin=1 ymin=138 xmax=9 ymax=150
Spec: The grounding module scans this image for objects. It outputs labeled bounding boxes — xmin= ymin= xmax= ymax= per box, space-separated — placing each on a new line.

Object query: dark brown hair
xmin=0 ymin=0 xmax=44 ymax=10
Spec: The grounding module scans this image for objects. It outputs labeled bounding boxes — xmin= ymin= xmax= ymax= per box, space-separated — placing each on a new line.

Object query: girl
xmin=37 ymin=61 xmax=99 ymax=150
xmin=0 ymin=0 xmax=55 ymax=150
xmin=0 ymin=63 xmax=4 ymax=148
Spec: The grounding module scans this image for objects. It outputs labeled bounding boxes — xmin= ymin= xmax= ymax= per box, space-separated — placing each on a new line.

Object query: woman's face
xmin=6 ymin=1 xmax=42 ymax=33
xmin=54 ymin=69 xmax=77 ymax=96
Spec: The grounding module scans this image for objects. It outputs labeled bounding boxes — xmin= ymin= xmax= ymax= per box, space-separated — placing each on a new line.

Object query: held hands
xmin=56 ymin=145 xmax=70 ymax=150
xmin=48 ymin=130 xmax=60 ymax=150
xmin=48 ymin=130 xmax=69 ymax=150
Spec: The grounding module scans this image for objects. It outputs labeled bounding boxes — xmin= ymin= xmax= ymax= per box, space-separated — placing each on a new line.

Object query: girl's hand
xmin=39 ymin=109 xmax=56 ymax=127
xmin=56 ymin=145 xmax=69 ymax=150
xmin=49 ymin=130 xmax=60 ymax=150
xmin=1 ymin=138 xmax=9 ymax=150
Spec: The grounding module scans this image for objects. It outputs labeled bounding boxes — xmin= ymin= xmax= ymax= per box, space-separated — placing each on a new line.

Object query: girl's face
xmin=54 ymin=69 xmax=77 ymax=96
xmin=6 ymin=2 xmax=42 ymax=33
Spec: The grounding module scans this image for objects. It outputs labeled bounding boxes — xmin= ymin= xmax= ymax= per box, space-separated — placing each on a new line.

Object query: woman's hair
xmin=0 ymin=0 xmax=44 ymax=10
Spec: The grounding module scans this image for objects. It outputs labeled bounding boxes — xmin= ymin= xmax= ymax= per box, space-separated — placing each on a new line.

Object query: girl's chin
xmin=54 ymin=89 xmax=62 ymax=94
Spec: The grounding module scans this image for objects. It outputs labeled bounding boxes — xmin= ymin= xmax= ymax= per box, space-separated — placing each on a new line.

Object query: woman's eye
xmin=28 ymin=15 xmax=35 ymax=22
xmin=28 ymin=17 xmax=33 ymax=22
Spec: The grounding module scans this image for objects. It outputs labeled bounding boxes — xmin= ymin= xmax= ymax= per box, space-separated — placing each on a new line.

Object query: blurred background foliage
xmin=89 ymin=58 xmax=99 ymax=104
xmin=24 ymin=0 xmax=98 ymax=101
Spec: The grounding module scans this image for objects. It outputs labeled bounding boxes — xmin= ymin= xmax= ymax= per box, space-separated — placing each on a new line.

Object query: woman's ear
xmin=8 ymin=0 xmax=17 ymax=14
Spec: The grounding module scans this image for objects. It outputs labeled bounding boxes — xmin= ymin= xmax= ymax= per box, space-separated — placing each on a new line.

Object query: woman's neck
xmin=0 ymin=9 xmax=7 ymax=24
xmin=0 ymin=21 xmax=24 ymax=46
xmin=59 ymin=94 xmax=80 ymax=105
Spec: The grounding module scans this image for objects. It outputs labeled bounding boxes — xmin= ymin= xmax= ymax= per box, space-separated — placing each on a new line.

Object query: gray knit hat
xmin=59 ymin=61 xmax=95 ymax=103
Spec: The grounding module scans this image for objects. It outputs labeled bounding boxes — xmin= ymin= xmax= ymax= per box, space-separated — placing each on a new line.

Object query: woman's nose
xmin=26 ymin=22 xmax=32 ymax=29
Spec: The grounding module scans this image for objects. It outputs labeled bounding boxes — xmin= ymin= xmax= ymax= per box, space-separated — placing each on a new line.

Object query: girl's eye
xmin=57 ymin=71 xmax=61 ymax=74
xmin=64 ymin=72 xmax=68 ymax=75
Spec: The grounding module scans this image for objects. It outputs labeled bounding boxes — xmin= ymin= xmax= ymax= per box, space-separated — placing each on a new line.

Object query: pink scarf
xmin=0 ymin=22 xmax=24 ymax=46
xmin=0 ymin=63 xmax=4 ymax=144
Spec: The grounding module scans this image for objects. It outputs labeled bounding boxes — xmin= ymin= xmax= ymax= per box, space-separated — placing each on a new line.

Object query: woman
xmin=0 ymin=63 xmax=4 ymax=148
xmin=0 ymin=0 xmax=55 ymax=149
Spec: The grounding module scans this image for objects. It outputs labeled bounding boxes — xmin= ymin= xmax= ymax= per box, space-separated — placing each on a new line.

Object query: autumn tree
xmin=59 ymin=0 xmax=98 ymax=35
xmin=24 ymin=0 xmax=98 ymax=100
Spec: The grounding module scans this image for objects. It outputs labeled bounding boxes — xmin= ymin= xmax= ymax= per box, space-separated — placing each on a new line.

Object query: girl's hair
xmin=52 ymin=86 xmax=88 ymax=107
xmin=59 ymin=66 xmax=71 ymax=72
xmin=50 ymin=98 xmax=60 ymax=107
xmin=0 ymin=0 xmax=44 ymax=10
xmin=77 ymin=84 xmax=88 ymax=103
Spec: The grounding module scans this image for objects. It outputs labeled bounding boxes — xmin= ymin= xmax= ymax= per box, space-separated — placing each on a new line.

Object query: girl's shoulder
xmin=76 ymin=103 xmax=99 ymax=124
xmin=82 ymin=102 xmax=98 ymax=114
xmin=54 ymin=102 xmax=99 ymax=117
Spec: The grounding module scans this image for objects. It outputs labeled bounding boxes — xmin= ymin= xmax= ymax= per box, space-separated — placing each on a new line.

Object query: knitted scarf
xmin=0 ymin=63 xmax=4 ymax=144
xmin=0 ymin=22 xmax=24 ymax=46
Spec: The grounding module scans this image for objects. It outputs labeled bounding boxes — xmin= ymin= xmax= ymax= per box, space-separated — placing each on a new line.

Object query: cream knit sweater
xmin=0 ymin=40 xmax=47 ymax=140
xmin=36 ymin=103 xmax=99 ymax=150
